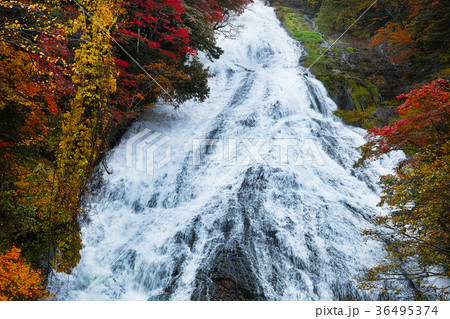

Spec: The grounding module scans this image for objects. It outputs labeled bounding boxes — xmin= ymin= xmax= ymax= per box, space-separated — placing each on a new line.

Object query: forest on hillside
xmin=0 ymin=0 xmax=251 ymax=300
xmin=0 ymin=0 xmax=449 ymax=300
xmin=271 ymin=0 xmax=449 ymax=300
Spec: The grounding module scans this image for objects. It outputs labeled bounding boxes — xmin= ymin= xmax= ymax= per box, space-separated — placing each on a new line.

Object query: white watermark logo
xmin=125 ymin=129 xmax=172 ymax=175
xmin=125 ymin=130 xmax=327 ymax=175
xmin=192 ymin=138 xmax=326 ymax=167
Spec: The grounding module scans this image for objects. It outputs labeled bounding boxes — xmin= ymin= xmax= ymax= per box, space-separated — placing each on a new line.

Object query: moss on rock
xmin=271 ymin=3 xmax=403 ymax=128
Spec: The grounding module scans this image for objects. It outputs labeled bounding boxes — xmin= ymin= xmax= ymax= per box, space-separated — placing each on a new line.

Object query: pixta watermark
xmin=125 ymin=129 xmax=172 ymax=176
xmin=125 ymin=129 xmax=327 ymax=175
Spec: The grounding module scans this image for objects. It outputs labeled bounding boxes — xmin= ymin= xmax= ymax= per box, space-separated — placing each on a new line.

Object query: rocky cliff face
xmin=321 ymin=41 xmax=406 ymax=109
xmin=270 ymin=1 xmax=410 ymax=128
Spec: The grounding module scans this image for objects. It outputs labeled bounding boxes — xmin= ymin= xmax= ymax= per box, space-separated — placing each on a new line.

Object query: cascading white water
xmin=49 ymin=0 xmax=403 ymax=300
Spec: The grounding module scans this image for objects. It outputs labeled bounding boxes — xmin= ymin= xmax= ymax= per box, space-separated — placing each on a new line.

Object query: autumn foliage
xmin=357 ymin=79 xmax=450 ymax=299
xmin=271 ymin=0 xmax=449 ymax=299
xmin=370 ymin=0 xmax=449 ymax=67
xmin=0 ymin=0 xmax=252 ymax=300
xmin=358 ymin=79 xmax=449 ymax=160
xmin=0 ymin=247 xmax=47 ymax=301
xmin=313 ymin=0 xmax=449 ymax=76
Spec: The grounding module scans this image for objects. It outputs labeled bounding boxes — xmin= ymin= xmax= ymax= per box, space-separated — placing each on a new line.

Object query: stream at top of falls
xmin=49 ymin=0 xmax=404 ymax=300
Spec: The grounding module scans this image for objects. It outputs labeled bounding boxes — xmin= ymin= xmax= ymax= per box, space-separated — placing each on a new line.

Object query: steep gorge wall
xmin=269 ymin=1 xmax=408 ymax=128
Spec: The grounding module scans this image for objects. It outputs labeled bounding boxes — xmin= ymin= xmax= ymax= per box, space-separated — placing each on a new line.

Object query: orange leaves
xmin=0 ymin=15 xmax=73 ymax=147
xmin=371 ymin=22 xmax=416 ymax=64
xmin=316 ymin=0 xmax=447 ymax=70
xmin=369 ymin=0 xmax=449 ymax=69
xmin=0 ymin=0 xmax=254 ymax=282
xmin=134 ymin=92 xmax=145 ymax=100
xmin=357 ymin=79 xmax=450 ymax=298
xmin=0 ymin=247 xmax=48 ymax=301
xmin=144 ymin=60 xmax=189 ymax=97
xmin=358 ymin=79 xmax=449 ymax=163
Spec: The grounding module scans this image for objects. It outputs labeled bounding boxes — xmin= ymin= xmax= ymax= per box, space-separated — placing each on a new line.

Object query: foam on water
xmin=49 ymin=0 xmax=403 ymax=300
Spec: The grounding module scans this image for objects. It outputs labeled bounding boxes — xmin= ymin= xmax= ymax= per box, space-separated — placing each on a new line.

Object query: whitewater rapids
xmin=49 ymin=0 xmax=401 ymax=300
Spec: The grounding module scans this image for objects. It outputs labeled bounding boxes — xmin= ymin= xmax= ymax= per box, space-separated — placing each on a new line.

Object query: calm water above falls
xmin=49 ymin=0 xmax=402 ymax=300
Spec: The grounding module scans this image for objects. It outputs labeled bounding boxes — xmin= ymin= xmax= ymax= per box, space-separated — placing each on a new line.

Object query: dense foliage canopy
xmin=0 ymin=0 xmax=448 ymax=300
xmin=0 ymin=0 xmax=251 ymax=299
xmin=357 ymin=79 xmax=449 ymax=299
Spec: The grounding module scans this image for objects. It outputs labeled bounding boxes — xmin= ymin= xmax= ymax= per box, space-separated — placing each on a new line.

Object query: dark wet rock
xmin=191 ymin=241 xmax=266 ymax=301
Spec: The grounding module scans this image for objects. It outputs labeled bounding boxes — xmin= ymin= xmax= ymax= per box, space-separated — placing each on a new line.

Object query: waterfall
xmin=49 ymin=0 xmax=402 ymax=300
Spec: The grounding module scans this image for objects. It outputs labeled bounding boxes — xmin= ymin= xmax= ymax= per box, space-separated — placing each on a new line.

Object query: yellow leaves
xmin=50 ymin=0 xmax=120 ymax=274
xmin=360 ymin=141 xmax=450 ymax=298
xmin=0 ymin=0 xmax=110 ymax=279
